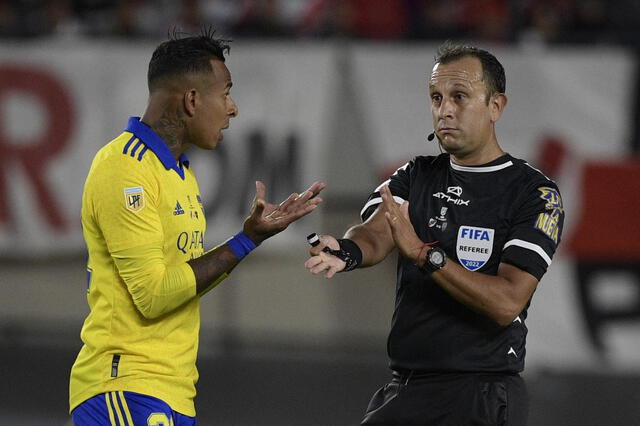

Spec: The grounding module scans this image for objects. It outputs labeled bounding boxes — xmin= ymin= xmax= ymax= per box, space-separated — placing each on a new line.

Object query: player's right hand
xmin=243 ymin=180 xmax=325 ymax=244
xmin=305 ymin=234 xmax=346 ymax=279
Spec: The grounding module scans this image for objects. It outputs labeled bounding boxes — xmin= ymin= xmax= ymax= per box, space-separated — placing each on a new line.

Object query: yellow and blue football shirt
xmin=70 ymin=117 xmax=207 ymax=416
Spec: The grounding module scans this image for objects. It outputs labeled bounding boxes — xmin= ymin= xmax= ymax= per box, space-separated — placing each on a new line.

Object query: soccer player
xmin=69 ymin=31 xmax=325 ymax=425
xmin=305 ymin=42 xmax=564 ymax=425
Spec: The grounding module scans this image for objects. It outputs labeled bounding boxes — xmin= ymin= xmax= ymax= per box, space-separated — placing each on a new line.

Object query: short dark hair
xmin=148 ymin=29 xmax=231 ymax=91
xmin=434 ymin=42 xmax=506 ymax=102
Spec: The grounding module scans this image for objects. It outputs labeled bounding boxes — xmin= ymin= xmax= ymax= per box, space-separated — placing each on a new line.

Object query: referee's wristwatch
xmin=422 ymin=246 xmax=447 ymax=273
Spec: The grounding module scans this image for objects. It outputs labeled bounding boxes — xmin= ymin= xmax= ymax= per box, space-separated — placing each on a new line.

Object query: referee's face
xmin=190 ymin=59 xmax=238 ymax=150
xmin=428 ymin=56 xmax=500 ymax=162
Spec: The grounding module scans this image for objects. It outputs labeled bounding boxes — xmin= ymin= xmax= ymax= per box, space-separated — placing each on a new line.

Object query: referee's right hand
xmin=305 ymin=234 xmax=346 ymax=279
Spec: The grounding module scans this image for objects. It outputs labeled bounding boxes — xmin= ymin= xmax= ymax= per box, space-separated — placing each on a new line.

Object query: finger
xmin=252 ymin=199 xmax=266 ymax=218
xmin=301 ymin=181 xmax=326 ymax=199
xmin=309 ymin=241 xmax=326 ymax=256
xmin=279 ymin=201 xmax=320 ymax=224
xmin=310 ymin=261 xmax=331 ymax=275
xmin=289 ymin=188 xmax=318 ymax=213
xmin=400 ymin=201 xmax=410 ymax=220
xmin=380 ymin=185 xmax=396 ymax=213
xmin=278 ymin=192 xmax=299 ymax=211
xmin=305 ymin=256 xmax=323 ymax=269
xmin=294 ymin=189 xmax=312 ymax=203
xmin=318 ymin=234 xmax=339 ymax=250
xmin=384 ymin=211 xmax=396 ymax=225
xmin=292 ymin=182 xmax=324 ymax=206
xmin=324 ymin=265 xmax=341 ymax=279
xmin=255 ymin=181 xmax=266 ymax=201
xmin=307 ymin=197 xmax=323 ymax=206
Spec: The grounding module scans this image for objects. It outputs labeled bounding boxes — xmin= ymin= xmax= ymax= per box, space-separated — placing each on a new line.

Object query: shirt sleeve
xmin=87 ymin=160 xmax=197 ymax=318
xmin=501 ymin=183 xmax=565 ymax=280
xmin=112 ymin=243 xmax=197 ymax=319
xmin=88 ymin=160 xmax=163 ymax=253
xmin=360 ymin=160 xmax=413 ymax=222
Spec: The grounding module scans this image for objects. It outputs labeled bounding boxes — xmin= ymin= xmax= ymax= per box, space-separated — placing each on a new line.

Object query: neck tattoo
xmin=153 ymin=106 xmax=186 ymax=157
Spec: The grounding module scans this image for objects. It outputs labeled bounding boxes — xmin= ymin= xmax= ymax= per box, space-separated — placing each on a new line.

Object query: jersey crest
xmin=456 ymin=225 xmax=494 ymax=271
xmin=124 ymin=186 xmax=145 ymax=213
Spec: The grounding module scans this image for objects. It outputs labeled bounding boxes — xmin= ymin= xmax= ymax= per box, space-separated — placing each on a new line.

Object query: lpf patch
xmin=124 ymin=186 xmax=145 ymax=213
xmin=456 ymin=225 xmax=494 ymax=271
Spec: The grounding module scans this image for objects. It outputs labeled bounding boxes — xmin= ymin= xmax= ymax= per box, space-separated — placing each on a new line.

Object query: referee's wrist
xmin=414 ymin=243 xmax=431 ymax=268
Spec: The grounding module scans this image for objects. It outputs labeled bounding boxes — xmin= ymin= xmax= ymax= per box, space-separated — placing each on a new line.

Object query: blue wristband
xmin=227 ymin=232 xmax=258 ymax=260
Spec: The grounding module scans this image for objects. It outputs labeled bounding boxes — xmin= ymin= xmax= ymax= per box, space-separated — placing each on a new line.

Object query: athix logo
xmin=174 ymin=201 xmax=185 ymax=216
xmin=447 ymin=186 xmax=462 ymax=196
xmin=432 ymin=186 xmax=469 ymax=206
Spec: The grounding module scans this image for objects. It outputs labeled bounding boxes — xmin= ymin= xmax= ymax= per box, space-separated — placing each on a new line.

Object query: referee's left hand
xmin=380 ymin=185 xmax=424 ymax=264
xmin=243 ymin=180 xmax=326 ymax=244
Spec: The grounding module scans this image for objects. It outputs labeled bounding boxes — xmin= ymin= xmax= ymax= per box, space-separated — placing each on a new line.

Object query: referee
xmin=306 ymin=42 xmax=564 ymax=425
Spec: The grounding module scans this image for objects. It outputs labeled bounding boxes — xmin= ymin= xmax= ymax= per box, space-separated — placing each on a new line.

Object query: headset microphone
xmin=427 ymin=132 xmax=435 ymax=141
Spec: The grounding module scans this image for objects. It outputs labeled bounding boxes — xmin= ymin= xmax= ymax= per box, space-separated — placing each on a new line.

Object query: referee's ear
xmin=489 ymin=93 xmax=507 ymax=123
xmin=183 ymin=88 xmax=198 ymax=117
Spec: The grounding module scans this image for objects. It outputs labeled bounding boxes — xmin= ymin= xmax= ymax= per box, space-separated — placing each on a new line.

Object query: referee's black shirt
xmin=360 ymin=153 xmax=564 ymax=374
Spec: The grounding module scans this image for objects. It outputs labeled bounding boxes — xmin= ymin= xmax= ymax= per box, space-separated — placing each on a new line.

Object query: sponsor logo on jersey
xmin=432 ymin=186 xmax=470 ymax=206
xmin=456 ymin=225 xmax=494 ymax=271
xmin=534 ymin=187 xmax=563 ymax=244
xmin=124 ymin=186 xmax=145 ymax=213
xmin=176 ymin=229 xmax=205 ymax=258
xmin=174 ymin=201 xmax=185 ymax=216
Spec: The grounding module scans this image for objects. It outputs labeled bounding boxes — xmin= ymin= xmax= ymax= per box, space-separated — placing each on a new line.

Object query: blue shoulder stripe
xmin=130 ymin=140 xmax=144 ymax=157
xmin=137 ymin=146 xmax=148 ymax=161
xmin=123 ymin=135 xmax=136 ymax=154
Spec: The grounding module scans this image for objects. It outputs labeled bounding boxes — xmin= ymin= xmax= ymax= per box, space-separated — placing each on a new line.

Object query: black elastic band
xmin=325 ymin=238 xmax=362 ymax=272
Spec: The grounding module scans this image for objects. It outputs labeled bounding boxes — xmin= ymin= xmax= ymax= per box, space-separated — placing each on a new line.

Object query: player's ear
xmin=489 ymin=93 xmax=507 ymax=123
xmin=183 ymin=88 xmax=198 ymax=117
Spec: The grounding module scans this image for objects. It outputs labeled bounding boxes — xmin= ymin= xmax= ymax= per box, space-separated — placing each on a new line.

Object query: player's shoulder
xmin=508 ymin=155 xmax=558 ymax=186
xmin=85 ymin=132 xmax=160 ymax=196
xmin=90 ymin=132 xmax=156 ymax=174
xmin=403 ymin=153 xmax=449 ymax=173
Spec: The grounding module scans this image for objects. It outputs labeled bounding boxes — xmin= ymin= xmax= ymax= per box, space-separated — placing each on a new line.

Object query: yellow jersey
xmin=70 ymin=117 xmax=206 ymax=416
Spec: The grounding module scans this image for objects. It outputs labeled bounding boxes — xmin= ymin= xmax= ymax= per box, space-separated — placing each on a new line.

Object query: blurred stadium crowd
xmin=1 ymin=0 xmax=639 ymax=45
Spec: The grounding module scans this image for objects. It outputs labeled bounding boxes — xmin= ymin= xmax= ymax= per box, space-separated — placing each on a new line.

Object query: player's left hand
xmin=380 ymin=184 xmax=424 ymax=264
xmin=243 ymin=180 xmax=326 ymax=244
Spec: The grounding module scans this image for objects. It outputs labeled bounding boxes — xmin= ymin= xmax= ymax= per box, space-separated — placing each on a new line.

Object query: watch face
xmin=430 ymin=250 xmax=444 ymax=265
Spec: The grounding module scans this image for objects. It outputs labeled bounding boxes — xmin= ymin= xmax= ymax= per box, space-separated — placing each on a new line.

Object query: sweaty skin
xmin=427 ymin=57 xmax=506 ymax=166
xmin=429 ymin=66 xmax=483 ymax=87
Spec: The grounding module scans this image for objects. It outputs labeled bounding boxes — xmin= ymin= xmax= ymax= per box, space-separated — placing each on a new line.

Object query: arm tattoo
xmin=188 ymin=245 xmax=240 ymax=294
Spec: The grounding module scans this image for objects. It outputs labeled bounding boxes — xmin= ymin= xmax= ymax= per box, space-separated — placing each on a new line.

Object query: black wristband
xmin=324 ymin=238 xmax=362 ymax=272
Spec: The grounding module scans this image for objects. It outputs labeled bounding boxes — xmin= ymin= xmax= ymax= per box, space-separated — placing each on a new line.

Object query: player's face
xmin=428 ymin=56 xmax=497 ymax=159
xmin=190 ymin=59 xmax=238 ymax=150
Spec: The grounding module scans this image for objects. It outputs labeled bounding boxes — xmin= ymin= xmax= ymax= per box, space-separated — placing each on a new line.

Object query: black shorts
xmin=361 ymin=371 xmax=528 ymax=426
